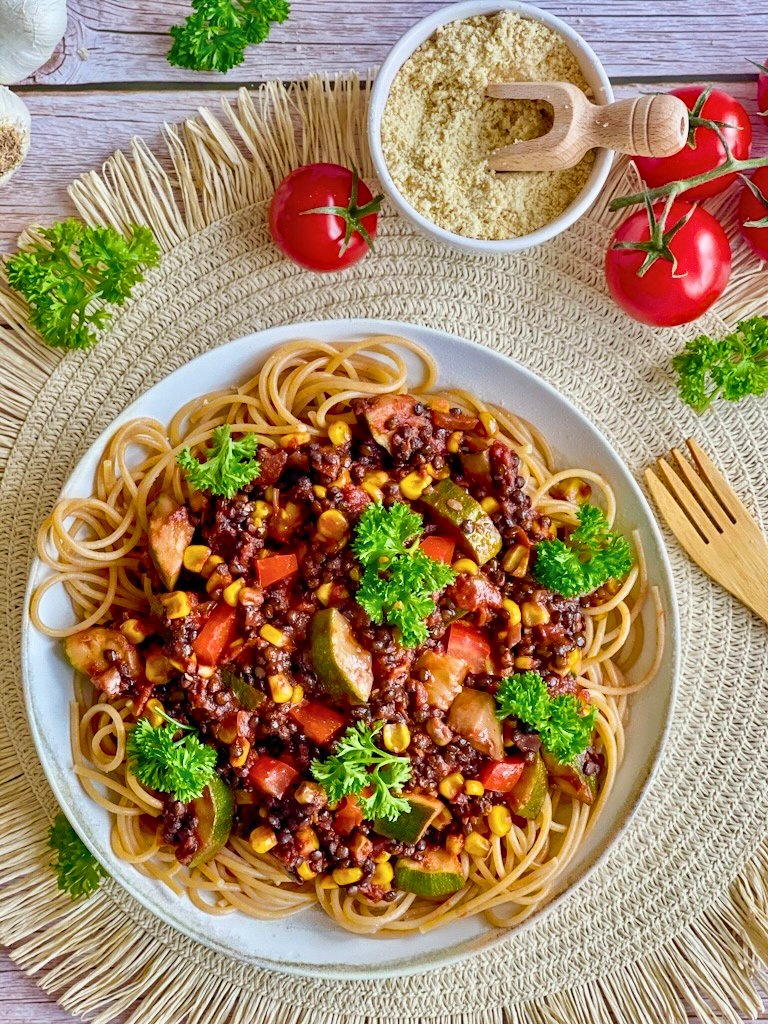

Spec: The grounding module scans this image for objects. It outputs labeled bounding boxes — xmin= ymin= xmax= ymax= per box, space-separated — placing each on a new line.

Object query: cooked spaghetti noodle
xmin=32 ymin=335 xmax=663 ymax=935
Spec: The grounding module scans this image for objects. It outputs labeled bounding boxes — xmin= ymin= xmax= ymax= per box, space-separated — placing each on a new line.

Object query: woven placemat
xmin=2 ymin=78 xmax=768 ymax=1024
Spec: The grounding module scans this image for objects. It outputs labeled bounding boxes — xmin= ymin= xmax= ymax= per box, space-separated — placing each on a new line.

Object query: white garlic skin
xmin=0 ymin=86 xmax=31 ymax=186
xmin=0 ymin=0 xmax=68 ymax=84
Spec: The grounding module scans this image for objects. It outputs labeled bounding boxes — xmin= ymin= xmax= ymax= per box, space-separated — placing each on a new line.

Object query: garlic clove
xmin=0 ymin=86 xmax=31 ymax=187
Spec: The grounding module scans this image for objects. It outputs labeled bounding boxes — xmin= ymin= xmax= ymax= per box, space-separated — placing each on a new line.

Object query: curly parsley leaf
xmin=533 ymin=503 xmax=633 ymax=598
xmin=168 ymin=0 xmax=290 ymax=73
xmin=672 ymin=316 xmax=768 ymax=414
xmin=5 ymin=220 xmax=159 ymax=350
xmin=127 ymin=713 xmax=217 ymax=803
xmin=48 ymin=812 xmax=108 ymax=900
xmin=177 ymin=424 xmax=260 ymax=499
xmin=495 ymin=672 xmax=597 ymax=764
xmin=310 ymin=722 xmax=412 ymax=822
xmin=353 ymin=503 xmax=455 ymax=648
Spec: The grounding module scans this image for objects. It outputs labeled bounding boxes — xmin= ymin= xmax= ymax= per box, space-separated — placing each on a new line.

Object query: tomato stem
xmin=611 ymin=188 xmax=695 ymax=278
xmin=740 ymin=173 xmax=768 ymax=228
xmin=302 ymin=168 xmax=384 ymax=258
xmin=609 ymin=154 xmax=768 ymax=211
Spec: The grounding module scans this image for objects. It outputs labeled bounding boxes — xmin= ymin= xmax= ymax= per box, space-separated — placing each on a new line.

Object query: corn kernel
xmin=382 ymin=723 xmax=411 ymax=753
xmin=296 ymin=826 xmax=320 ymax=853
xmin=268 ymin=672 xmax=293 ymax=704
xmin=312 ymin=485 xmax=328 ymax=499
xmin=290 ymin=684 xmax=304 ymax=705
xmin=145 ymin=653 xmax=172 ymax=685
xmin=229 ymin=738 xmax=251 ymax=769
xmin=317 ymin=509 xmax=348 ymax=541
xmin=328 ymin=421 xmax=352 ymax=446
xmin=427 ymin=396 xmax=451 ymax=413
xmin=365 ymin=471 xmax=389 ymax=487
xmin=222 ymin=578 xmax=245 ymax=607
xmin=120 ymin=618 xmax=151 ymax=644
xmin=464 ymin=779 xmax=485 ymax=797
xmin=522 ymin=601 xmax=551 ymax=627
xmin=216 ymin=720 xmax=238 ymax=744
xmin=464 ymin=832 xmax=491 ymax=858
xmin=426 ymin=463 xmax=451 ymax=480
xmin=295 ymin=781 xmax=326 ymax=806
xmin=515 ymin=656 xmax=536 ymax=670
xmin=200 ymin=554 xmax=224 ymax=579
xmin=488 ymin=805 xmax=512 ymax=837
xmin=318 ymin=876 xmax=339 ymax=890
xmin=145 ymin=698 xmax=165 ymax=729
xmin=260 ymin=624 xmax=287 ymax=648
xmin=399 ymin=471 xmax=431 ymax=500
xmin=361 ymin=481 xmax=384 ymax=503
xmin=446 ymin=431 xmax=463 ymax=454
xmin=479 ymin=411 xmax=498 ymax=437
xmin=451 ymin=558 xmax=478 ymax=576
xmin=238 ymin=586 xmax=262 ymax=607
xmin=502 ymin=599 xmax=522 ymax=625
xmin=567 ymin=649 xmax=582 ymax=674
xmin=333 ymin=867 xmax=363 ymax=886
xmin=227 ymin=638 xmax=244 ymax=655
xmin=250 ymin=825 xmax=277 ymax=854
xmin=446 ymin=834 xmax=465 ymax=856
xmin=197 ymin=665 xmax=215 ymax=679
xmin=502 ymin=545 xmax=530 ymax=577
xmin=481 ymin=497 xmax=500 ymax=514
xmin=432 ymin=804 xmax=453 ymax=830
xmin=296 ymin=861 xmax=318 ymax=881
xmin=253 ymin=500 xmax=272 ymax=520
xmin=372 ymin=850 xmax=391 ymax=864
xmin=330 ymin=469 xmax=351 ymax=488
xmin=438 ymin=772 xmax=464 ymax=801
xmin=183 ymin=545 xmax=211 ymax=574
xmin=552 ymin=477 xmax=590 ymax=504
xmin=315 ymin=582 xmax=333 ymax=606
xmin=280 ymin=431 xmax=311 ymax=448
xmin=206 ymin=570 xmax=228 ymax=595
xmin=159 ymin=591 xmax=191 ymax=619
xmin=372 ymin=861 xmax=394 ymax=887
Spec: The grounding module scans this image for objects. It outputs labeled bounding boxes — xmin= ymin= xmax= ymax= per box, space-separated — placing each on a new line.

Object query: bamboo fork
xmin=645 ymin=438 xmax=768 ymax=625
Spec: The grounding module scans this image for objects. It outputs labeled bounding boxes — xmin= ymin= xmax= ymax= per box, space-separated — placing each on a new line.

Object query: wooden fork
xmin=645 ymin=438 xmax=768 ymax=625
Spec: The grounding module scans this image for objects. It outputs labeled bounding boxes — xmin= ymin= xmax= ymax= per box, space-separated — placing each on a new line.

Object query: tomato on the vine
xmin=633 ymin=87 xmax=752 ymax=201
xmin=605 ymin=198 xmax=731 ymax=327
xmin=739 ymin=166 xmax=768 ymax=262
xmin=269 ymin=163 xmax=382 ymax=272
xmin=753 ymin=58 xmax=768 ymax=119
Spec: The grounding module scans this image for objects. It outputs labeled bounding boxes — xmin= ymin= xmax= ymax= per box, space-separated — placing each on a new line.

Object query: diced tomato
xmin=446 ymin=622 xmax=490 ymax=674
xmin=289 ymin=700 xmax=347 ymax=745
xmin=478 ymin=757 xmax=526 ymax=793
xmin=420 ymin=535 xmax=456 ymax=565
xmin=192 ymin=602 xmax=238 ymax=666
xmin=257 ymin=553 xmax=298 ymax=588
xmin=249 ymin=756 xmax=299 ymax=798
xmin=334 ymin=794 xmax=364 ymax=836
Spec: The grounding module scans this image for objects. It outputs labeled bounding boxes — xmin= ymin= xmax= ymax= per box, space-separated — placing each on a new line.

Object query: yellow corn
xmin=227 ymin=638 xmax=244 ymax=655
xmin=361 ymin=481 xmax=384 ymax=503
xmin=333 ymin=867 xmax=363 ymax=886
xmin=290 ymin=684 xmax=304 ymax=705
xmin=372 ymin=861 xmax=394 ymax=887
xmin=426 ymin=463 xmax=451 ymax=480
xmin=317 ymin=509 xmax=348 ymax=541
xmin=315 ymin=582 xmax=333 ymax=606
xmin=438 ymin=772 xmax=464 ymax=801
xmin=145 ymin=698 xmax=165 ymax=729
xmin=229 ymin=738 xmax=251 ymax=769
xmin=328 ymin=421 xmax=352 ymax=446
xmin=502 ymin=599 xmax=522 ymax=625
xmin=372 ymin=850 xmax=391 ymax=864
xmin=296 ymin=826 xmax=320 ymax=853
xmin=481 ymin=496 xmax=500 ymax=514
xmin=253 ymin=500 xmax=272 ymax=520
xmin=206 ymin=571 xmax=228 ymax=595
xmin=260 ymin=624 xmax=287 ymax=648
xmin=183 ymin=545 xmax=211 ymax=574
xmin=522 ymin=601 xmax=551 ymax=627
xmin=197 ymin=665 xmax=215 ymax=679
xmin=216 ymin=720 xmax=238 ymax=744
xmin=446 ymin=431 xmax=463 ymax=454
xmin=169 ymin=657 xmax=187 ymax=672
xmin=382 ymin=723 xmax=411 ymax=753
xmin=145 ymin=654 xmax=172 ymax=685
xmin=567 ymin=648 xmax=582 ymax=674
xmin=479 ymin=411 xmax=498 ymax=437
xmin=280 ymin=431 xmax=311 ymax=448
xmin=553 ymin=477 xmax=589 ymax=504
xmin=295 ymin=781 xmax=326 ymax=805
xmin=238 ymin=586 xmax=262 ymax=607
xmin=268 ymin=672 xmax=294 ymax=704
xmin=399 ymin=471 xmax=431 ymax=500
xmin=502 ymin=545 xmax=530 ymax=577
xmin=365 ymin=471 xmax=389 ymax=487
xmin=159 ymin=591 xmax=191 ymax=619
xmin=222 ymin=578 xmax=245 ymax=607
xmin=250 ymin=825 xmax=278 ymax=854
xmin=451 ymin=558 xmax=478 ymax=576
xmin=296 ymin=862 xmax=318 ymax=881
xmin=330 ymin=469 xmax=351 ymax=488
xmin=446 ymin=834 xmax=465 ymax=856
xmin=120 ymin=618 xmax=152 ymax=644
xmin=464 ymin=832 xmax=491 ymax=858
xmin=200 ymin=554 xmax=224 ymax=579
xmin=464 ymin=779 xmax=485 ymax=797
xmin=318 ymin=876 xmax=339 ymax=890
xmin=488 ymin=805 xmax=512 ymax=837
xmin=312 ymin=485 xmax=328 ymax=499
xmin=515 ymin=656 xmax=536 ymax=670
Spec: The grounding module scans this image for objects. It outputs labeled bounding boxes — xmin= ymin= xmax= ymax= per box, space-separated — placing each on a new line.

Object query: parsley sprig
xmin=5 ymin=219 xmax=159 ymax=350
xmin=496 ymin=672 xmax=597 ymax=764
xmin=310 ymin=722 xmax=412 ymax=822
xmin=127 ymin=710 xmax=217 ymax=803
xmin=352 ymin=503 xmax=456 ymax=648
xmin=48 ymin=812 xmax=108 ymax=900
xmin=533 ymin=503 xmax=633 ymax=599
xmin=168 ymin=0 xmax=290 ymax=74
xmin=177 ymin=424 xmax=261 ymax=499
xmin=672 ymin=316 xmax=768 ymax=414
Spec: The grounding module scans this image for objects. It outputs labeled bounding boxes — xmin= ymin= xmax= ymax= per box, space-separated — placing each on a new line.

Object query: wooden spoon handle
xmin=582 ymin=94 xmax=689 ymax=158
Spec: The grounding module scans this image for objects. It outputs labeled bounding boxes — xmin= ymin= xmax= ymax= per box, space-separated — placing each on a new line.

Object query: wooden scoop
xmin=485 ymin=82 xmax=689 ymax=172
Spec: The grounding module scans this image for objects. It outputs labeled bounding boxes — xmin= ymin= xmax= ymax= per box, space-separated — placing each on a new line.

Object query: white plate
xmin=23 ymin=319 xmax=679 ymax=979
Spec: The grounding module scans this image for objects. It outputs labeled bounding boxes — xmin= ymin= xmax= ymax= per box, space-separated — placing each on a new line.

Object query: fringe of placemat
xmin=1 ymin=74 xmax=767 ymax=1024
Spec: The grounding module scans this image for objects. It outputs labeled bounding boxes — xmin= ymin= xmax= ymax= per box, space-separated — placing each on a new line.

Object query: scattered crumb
xmin=77 ymin=47 xmax=90 ymax=61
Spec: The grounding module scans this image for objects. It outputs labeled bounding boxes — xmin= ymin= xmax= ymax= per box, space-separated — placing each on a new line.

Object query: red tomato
xmin=446 ymin=622 xmax=491 ymax=674
xmin=333 ymin=795 xmax=364 ymax=836
xmin=249 ymin=756 xmax=299 ymax=798
xmin=755 ymin=59 xmax=768 ymax=118
xmin=289 ymin=701 xmax=347 ymax=746
xmin=605 ymin=199 xmax=731 ymax=327
xmin=420 ymin=535 xmax=456 ymax=565
xmin=192 ymin=602 xmax=238 ymax=666
xmin=478 ymin=757 xmax=526 ymax=793
xmin=269 ymin=163 xmax=381 ymax=272
xmin=633 ymin=87 xmax=752 ymax=201
xmin=257 ymin=553 xmax=298 ymax=588
xmin=738 ymin=166 xmax=768 ymax=262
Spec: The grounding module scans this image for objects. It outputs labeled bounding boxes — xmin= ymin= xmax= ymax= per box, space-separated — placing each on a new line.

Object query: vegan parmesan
xmin=381 ymin=11 xmax=595 ymax=240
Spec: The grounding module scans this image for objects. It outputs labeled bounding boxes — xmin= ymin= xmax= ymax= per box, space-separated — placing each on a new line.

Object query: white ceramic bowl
xmin=24 ymin=319 xmax=679 ymax=979
xmin=368 ymin=0 xmax=615 ymax=255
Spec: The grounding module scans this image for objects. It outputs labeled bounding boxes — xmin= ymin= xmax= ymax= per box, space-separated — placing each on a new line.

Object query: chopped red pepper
xmin=333 ymin=794 xmax=364 ymax=836
xmin=432 ymin=409 xmax=480 ymax=432
xmin=289 ymin=700 xmax=347 ymax=746
xmin=257 ymin=553 xmax=298 ymax=588
xmin=192 ymin=602 xmax=238 ymax=666
xmin=478 ymin=757 xmax=526 ymax=793
xmin=249 ymin=756 xmax=299 ymax=798
xmin=446 ymin=622 xmax=490 ymax=674
xmin=420 ymin=535 xmax=456 ymax=565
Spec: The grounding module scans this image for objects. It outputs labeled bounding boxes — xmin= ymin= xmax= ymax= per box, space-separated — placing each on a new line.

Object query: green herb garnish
xmin=533 ymin=503 xmax=633 ymax=598
xmin=168 ymin=0 xmax=290 ymax=74
xmin=495 ymin=671 xmax=597 ymax=764
xmin=127 ymin=710 xmax=217 ymax=803
xmin=352 ymin=502 xmax=456 ymax=648
xmin=177 ymin=424 xmax=261 ymax=499
xmin=310 ymin=722 xmax=412 ymax=822
xmin=48 ymin=812 xmax=108 ymax=900
xmin=672 ymin=315 xmax=768 ymax=414
xmin=5 ymin=219 xmax=159 ymax=350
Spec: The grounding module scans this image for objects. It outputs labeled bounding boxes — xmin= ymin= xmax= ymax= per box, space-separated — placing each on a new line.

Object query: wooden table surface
xmin=2 ymin=0 xmax=768 ymax=1020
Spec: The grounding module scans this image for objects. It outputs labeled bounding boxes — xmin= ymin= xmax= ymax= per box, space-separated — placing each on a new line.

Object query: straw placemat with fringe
xmin=2 ymin=76 xmax=768 ymax=1024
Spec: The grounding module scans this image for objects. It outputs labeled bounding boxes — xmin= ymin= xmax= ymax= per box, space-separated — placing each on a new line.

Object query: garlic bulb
xmin=0 ymin=0 xmax=68 ymax=84
xmin=0 ymin=87 xmax=31 ymax=186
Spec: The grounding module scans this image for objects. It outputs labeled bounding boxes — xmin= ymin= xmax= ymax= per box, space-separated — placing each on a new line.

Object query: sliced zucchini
xmin=415 ymin=650 xmax=468 ymax=711
xmin=64 ymin=627 xmax=140 ymax=679
xmin=542 ymin=748 xmax=597 ymax=805
xmin=188 ymin=774 xmax=235 ymax=869
xmin=447 ymin=688 xmax=504 ymax=760
xmin=309 ymin=608 xmax=374 ymax=706
xmin=394 ymin=848 xmax=465 ymax=897
xmin=373 ymin=794 xmax=444 ymax=844
xmin=220 ymin=668 xmax=265 ymax=711
xmin=420 ymin=479 xmax=501 ymax=565
xmin=148 ymin=492 xmax=195 ymax=590
xmin=509 ymin=752 xmax=548 ymax=819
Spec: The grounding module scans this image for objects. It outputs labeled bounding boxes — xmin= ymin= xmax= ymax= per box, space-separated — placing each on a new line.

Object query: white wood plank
xmin=20 ymin=0 xmax=768 ymax=87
